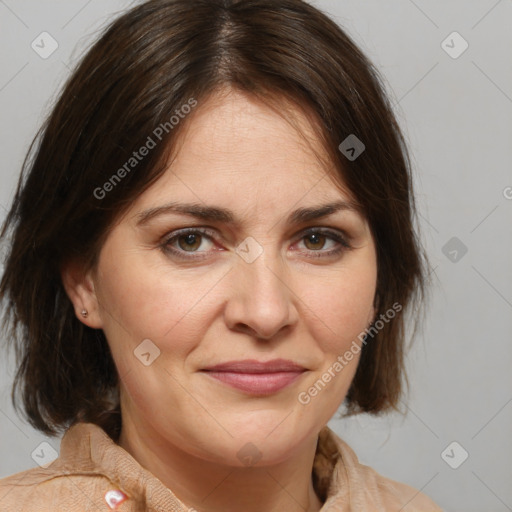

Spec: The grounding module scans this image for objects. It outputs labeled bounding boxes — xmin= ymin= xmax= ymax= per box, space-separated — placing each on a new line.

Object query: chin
xmin=228 ymin=420 xmax=315 ymax=465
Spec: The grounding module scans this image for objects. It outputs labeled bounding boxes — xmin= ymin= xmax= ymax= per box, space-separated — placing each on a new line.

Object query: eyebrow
xmin=135 ymin=199 xmax=361 ymax=227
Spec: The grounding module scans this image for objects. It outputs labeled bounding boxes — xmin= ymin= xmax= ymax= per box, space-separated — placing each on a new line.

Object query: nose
xmin=223 ymin=249 xmax=299 ymax=341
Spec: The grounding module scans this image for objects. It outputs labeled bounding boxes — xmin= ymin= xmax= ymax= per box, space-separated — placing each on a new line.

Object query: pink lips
xmin=201 ymin=359 xmax=307 ymax=395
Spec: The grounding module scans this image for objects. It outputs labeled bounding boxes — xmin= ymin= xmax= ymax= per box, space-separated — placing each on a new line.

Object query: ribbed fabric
xmin=0 ymin=422 xmax=442 ymax=511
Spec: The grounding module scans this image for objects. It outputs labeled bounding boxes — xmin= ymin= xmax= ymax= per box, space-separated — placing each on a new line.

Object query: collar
xmin=53 ymin=421 xmax=356 ymax=511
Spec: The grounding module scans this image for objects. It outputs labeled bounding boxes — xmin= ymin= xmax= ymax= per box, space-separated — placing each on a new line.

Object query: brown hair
xmin=0 ymin=0 xmax=426 ymax=439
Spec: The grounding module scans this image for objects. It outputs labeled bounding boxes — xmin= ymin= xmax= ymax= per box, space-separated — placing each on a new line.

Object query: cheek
xmin=294 ymin=266 xmax=376 ymax=421
xmin=300 ymin=263 xmax=377 ymax=351
xmin=95 ymin=246 xmax=225 ymax=344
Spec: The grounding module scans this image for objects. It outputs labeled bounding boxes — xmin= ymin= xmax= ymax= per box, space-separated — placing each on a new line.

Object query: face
xmin=67 ymin=88 xmax=377 ymax=466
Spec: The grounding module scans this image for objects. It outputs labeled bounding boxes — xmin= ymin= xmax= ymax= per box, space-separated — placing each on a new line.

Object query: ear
xmin=60 ymin=259 xmax=103 ymax=329
xmin=367 ymin=305 xmax=377 ymax=327
xmin=368 ymin=295 xmax=379 ymax=326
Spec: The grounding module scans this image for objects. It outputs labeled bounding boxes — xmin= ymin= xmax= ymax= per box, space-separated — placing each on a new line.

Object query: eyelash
xmin=160 ymin=227 xmax=351 ymax=261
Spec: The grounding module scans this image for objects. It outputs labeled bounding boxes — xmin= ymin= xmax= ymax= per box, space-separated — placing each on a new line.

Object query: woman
xmin=0 ymin=0 xmax=442 ymax=510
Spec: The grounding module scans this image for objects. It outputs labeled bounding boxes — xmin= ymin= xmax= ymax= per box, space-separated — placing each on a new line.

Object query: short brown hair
xmin=0 ymin=0 xmax=426 ymax=440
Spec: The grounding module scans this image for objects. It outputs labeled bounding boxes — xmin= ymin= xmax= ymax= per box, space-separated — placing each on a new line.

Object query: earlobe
xmin=60 ymin=260 xmax=103 ymax=329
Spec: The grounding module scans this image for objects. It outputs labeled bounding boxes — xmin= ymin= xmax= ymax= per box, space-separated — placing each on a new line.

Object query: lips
xmin=201 ymin=359 xmax=307 ymax=395
xmin=203 ymin=358 xmax=306 ymax=373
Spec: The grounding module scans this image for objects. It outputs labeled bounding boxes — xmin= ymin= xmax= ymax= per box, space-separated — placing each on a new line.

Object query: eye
xmin=301 ymin=232 xmax=335 ymax=251
xmin=294 ymin=228 xmax=351 ymax=259
xmin=175 ymin=232 xmax=210 ymax=252
xmin=161 ymin=228 xmax=217 ymax=259
xmin=160 ymin=227 xmax=351 ymax=261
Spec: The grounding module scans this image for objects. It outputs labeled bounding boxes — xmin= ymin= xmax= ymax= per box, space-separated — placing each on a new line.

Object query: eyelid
xmin=163 ymin=226 xmax=218 ymax=241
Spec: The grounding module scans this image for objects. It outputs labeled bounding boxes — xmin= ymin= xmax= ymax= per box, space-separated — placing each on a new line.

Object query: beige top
xmin=0 ymin=422 xmax=442 ymax=511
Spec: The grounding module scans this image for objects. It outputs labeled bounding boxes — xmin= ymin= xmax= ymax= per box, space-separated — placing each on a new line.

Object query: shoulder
xmin=0 ymin=466 xmax=120 ymax=512
xmin=0 ymin=467 xmax=62 ymax=511
xmin=0 ymin=423 xmax=136 ymax=511
xmin=351 ymin=461 xmax=443 ymax=511
xmin=317 ymin=426 xmax=443 ymax=511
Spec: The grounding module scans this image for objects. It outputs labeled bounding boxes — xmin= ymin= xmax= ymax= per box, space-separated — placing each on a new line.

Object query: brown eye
xmin=162 ymin=228 xmax=217 ymax=259
xmin=294 ymin=228 xmax=351 ymax=259
xmin=177 ymin=233 xmax=203 ymax=252
xmin=303 ymin=233 xmax=327 ymax=251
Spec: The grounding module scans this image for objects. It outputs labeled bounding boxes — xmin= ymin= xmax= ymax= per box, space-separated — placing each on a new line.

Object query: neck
xmin=118 ymin=418 xmax=324 ymax=512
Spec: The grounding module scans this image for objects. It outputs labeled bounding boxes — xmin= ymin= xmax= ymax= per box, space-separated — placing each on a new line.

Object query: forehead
xmin=173 ymin=88 xmax=329 ymax=173
xmin=130 ymin=89 xmax=357 ymax=219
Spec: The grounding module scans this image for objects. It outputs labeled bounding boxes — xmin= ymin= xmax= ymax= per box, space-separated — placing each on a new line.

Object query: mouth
xmin=200 ymin=359 xmax=307 ymax=395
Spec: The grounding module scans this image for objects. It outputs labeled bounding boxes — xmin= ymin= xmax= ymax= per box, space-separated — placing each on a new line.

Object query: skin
xmin=62 ymin=88 xmax=377 ymax=512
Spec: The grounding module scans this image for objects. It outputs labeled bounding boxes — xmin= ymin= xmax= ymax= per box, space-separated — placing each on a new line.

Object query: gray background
xmin=0 ymin=1 xmax=511 ymax=511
